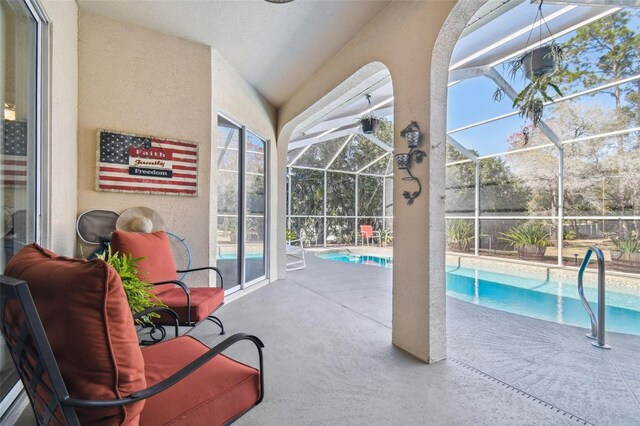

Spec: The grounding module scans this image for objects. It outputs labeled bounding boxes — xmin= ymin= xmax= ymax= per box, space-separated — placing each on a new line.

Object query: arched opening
xmin=430 ymin=1 xmax=640 ymax=422
xmin=285 ymin=71 xmax=394 ymax=251
xmin=276 ymin=62 xmax=393 ymax=275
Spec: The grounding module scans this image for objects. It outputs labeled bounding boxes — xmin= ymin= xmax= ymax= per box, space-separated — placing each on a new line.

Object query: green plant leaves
xmin=609 ymin=231 xmax=640 ymax=254
xmin=499 ymin=222 xmax=553 ymax=249
xmin=96 ymin=247 xmax=166 ymax=326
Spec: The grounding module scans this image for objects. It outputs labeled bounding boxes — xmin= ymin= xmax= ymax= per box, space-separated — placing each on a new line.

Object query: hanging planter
xmin=360 ymin=115 xmax=380 ymax=134
xmin=358 ymin=94 xmax=382 ymax=135
xmin=492 ymin=1 xmax=565 ymax=131
xmin=521 ymin=44 xmax=562 ymax=79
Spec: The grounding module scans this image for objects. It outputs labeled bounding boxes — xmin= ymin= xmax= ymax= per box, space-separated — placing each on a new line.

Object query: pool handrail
xmin=577 ymin=246 xmax=611 ymax=349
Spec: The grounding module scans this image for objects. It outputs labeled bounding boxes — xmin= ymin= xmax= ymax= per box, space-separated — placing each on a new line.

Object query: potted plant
xmin=446 ymin=220 xmax=474 ymax=253
xmin=286 ymin=228 xmax=297 ymax=241
xmin=358 ymin=94 xmax=381 ymax=135
xmin=499 ymin=222 xmax=553 ymax=260
xmin=226 ymin=219 xmax=237 ymax=243
xmin=609 ymin=232 xmax=640 ymax=273
xmin=378 ymin=228 xmax=393 ymax=247
xmin=521 ymin=44 xmax=563 ymax=79
xmin=97 ymin=248 xmax=165 ymax=326
xmin=494 ymin=43 xmax=564 ymax=128
xmin=359 ymin=113 xmax=380 ymax=135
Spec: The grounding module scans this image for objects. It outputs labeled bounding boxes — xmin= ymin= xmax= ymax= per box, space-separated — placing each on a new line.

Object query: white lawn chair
xmin=286 ymin=239 xmax=306 ymax=271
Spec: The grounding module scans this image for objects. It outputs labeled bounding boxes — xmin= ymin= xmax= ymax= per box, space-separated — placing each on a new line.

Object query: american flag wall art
xmin=97 ymin=130 xmax=198 ymax=196
xmin=1 ymin=120 xmax=28 ymax=188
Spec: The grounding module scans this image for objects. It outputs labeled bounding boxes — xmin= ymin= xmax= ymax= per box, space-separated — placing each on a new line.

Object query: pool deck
xmin=192 ymin=252 xmax=640 ymax=425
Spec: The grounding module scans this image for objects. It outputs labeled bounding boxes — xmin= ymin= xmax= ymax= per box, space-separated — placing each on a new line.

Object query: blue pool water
xmin=318 ymin=252 xmax=393 ymax=268
xmin=317 ymin=251 xmax=640 ymax=336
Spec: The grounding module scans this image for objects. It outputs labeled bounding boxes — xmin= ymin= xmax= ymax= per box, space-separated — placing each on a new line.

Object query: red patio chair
xmin=2 ymin=244 xmax=264 ymax=426
xmin=360 ymin=224 xmax=381 ymax=246
xmin=110 ymin=230 xmax=226 ymax=334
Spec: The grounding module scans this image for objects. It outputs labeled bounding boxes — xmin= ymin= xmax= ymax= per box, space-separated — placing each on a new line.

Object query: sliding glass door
xmin=1 ymin=0 xmax=47 ymax=417
xmin=216 ymin=116 xmax=267 ymax=292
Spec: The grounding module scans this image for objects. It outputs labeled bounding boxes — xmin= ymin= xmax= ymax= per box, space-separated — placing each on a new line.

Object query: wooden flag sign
xmin=96 ymin=129 xmax=198 ymax=196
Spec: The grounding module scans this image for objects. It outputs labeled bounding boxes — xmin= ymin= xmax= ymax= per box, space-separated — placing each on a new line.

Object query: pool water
xmin=318 ymin=252 xmax=393 ymax=268
xmin=317 ymin=251 xmax=640 ymax=336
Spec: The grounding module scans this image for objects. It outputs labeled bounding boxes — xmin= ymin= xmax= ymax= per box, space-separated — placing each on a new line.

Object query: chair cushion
xmin=110 ymin=231 xmax=177 ymax=294
xmin=4 ymin=244 xmax=146 ymax=425
xmin=140 ymin=335 xmax=260 ymax=426
xmin=156 ymin=287 xmax=224 ymax=324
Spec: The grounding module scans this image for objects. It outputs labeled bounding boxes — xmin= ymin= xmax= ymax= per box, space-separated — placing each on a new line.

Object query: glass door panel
xmin=1 ymin=0 xmax=38 ymax=409
xmin=216 ymin=118 xmax=268 ymax=291
xmin=244 ymin=132 xmax=266 ymax=285
xmin=216 ymin=117 xmax=241 ymax=290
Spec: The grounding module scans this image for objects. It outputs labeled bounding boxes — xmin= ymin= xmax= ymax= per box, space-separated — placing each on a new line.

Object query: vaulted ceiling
xmin=77 ymin=0 xmax=392 ymax=107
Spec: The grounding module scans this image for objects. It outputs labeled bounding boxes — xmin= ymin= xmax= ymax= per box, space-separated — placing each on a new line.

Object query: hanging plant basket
xmin=360 ymin=116 xmax=379 ymax=134
xmin=492 ymin=0 xmax=566 ymax=131
xmin=521 ymin=45 xmax=561 ymax=79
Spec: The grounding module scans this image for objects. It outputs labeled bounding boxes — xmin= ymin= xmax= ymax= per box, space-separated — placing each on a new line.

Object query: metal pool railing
xmin=578 ymin=246 xmax=611 ymax=349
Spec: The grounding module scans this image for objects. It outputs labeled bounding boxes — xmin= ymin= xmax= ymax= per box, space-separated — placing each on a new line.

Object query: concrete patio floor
xmin=193 ymin=252 xmax=640 ymax=425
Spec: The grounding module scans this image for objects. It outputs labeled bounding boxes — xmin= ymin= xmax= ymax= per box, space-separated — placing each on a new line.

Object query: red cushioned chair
xmin=110 ymin=230 xmax=226 ymax=334
xmin=1 ymin=244 xmax=264 ymax=426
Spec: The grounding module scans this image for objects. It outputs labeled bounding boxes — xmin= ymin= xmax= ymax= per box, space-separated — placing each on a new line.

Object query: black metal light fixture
xmin=395 ymin=121 xmax=427 ymax=205
xmin=264 ymin=0 xmax=294 ymax=3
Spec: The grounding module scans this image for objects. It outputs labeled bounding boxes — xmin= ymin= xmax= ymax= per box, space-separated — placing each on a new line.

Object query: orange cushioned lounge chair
xmin=110 ymin=230 xmax=226 ymax=334
xmin=1 ymin=244 xmax=264 ymax=426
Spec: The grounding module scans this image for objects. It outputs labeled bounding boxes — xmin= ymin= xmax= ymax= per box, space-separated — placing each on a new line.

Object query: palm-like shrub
xmin=378 ymin=228 xmax=393 ymax=246
xmin=610 ymin=232 xmax=640 ymax=254
xmin=97 ymin=248 xmax=165 ymax=325
xmin=500 ymin=222 xmax=553 ymax=258
xmin=446 ymin=220 xmax=474 ymax=252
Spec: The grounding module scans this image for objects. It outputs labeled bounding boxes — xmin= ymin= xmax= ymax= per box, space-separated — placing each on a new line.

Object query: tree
xmin=560 ymin=9 xmax=640 ymax=128
xmin=506 ymin=102 xmax=640 ymax=236
xmin=446 ymin=147 xmax=530 ymax=216
xmin=558 ymin=10 xmax=640 ymax=237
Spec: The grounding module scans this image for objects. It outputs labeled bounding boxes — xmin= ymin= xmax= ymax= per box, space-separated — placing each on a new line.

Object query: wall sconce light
xmin=395 ymin=121 xmax=427 ymax=205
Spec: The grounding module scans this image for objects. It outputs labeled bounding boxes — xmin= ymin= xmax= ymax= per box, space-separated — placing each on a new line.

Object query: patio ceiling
xmin=76 ymin=0 xmax=392 ymax=107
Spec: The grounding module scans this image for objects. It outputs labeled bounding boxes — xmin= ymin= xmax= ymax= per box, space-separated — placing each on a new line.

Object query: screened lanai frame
xmin=286 ymin=130 xmax=394 ymax=247
xmin=445 ymin=1 xmax=640 ymax=268
xmin=285 ymin=1 xmax=640 ymax=262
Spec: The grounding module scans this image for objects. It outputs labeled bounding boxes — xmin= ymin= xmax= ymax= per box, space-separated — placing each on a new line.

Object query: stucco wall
xmin=43 ymin=0 xmax=78 ymax=257
xmin=77 ymin=11 xmax=212 ymax=285
xmin=276 ymin=0 xmax=474 ymax=362
xmin=210 ymin=51 xmax=278 ymax=280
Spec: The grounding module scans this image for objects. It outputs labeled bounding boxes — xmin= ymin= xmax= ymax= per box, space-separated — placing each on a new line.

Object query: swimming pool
xmin=317 ymin=251 xmax=640 ymax=336
xmin=318 ymin=252 xmax=393 ymax=268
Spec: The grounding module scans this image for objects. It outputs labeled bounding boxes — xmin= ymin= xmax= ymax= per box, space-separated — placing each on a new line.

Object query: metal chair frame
xmin=285 ymin=238 xmax=306 ymax=271
xmin=154 ymin=265 xmax=227 ymax=334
